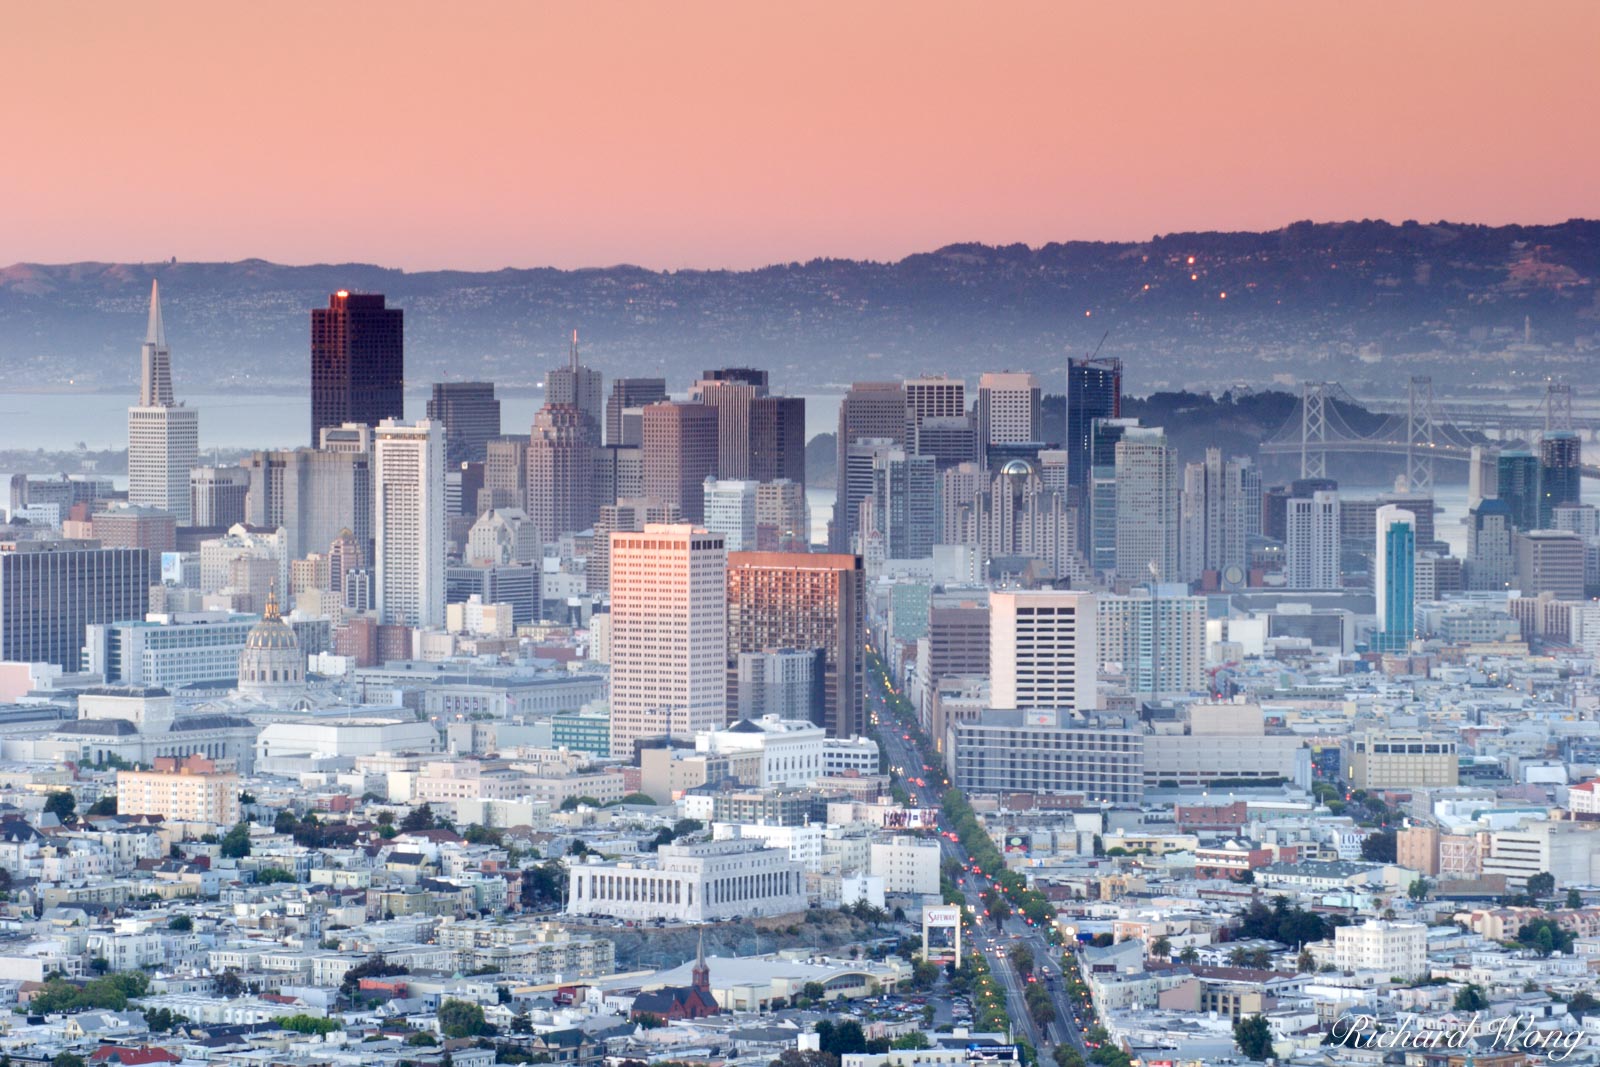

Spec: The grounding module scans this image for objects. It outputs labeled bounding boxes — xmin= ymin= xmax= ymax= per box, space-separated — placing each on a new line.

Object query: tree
xmin=238 ymin=791 xmax=256 ymax=805
xmin=341 ymin=955 xmax=410 ymax=997
xmin=87 ymin=795 xmax=118 ymax=816
xmin=1453 ymin=984 xmax=1489 ymax=1012
xmin=615 ymin=792 xmax=657 ymax=806
xmin=463 ymin=824 xmax=504 ymax=846
xmin=168 ymin=915 xmax=193 ymax=932
xmin=53 ymin=1055 xmax=86 ymax=1067
xmin=276 ymin=1015 xmax=341 ymax=1036
xmin=1053 ymin=1046 xmax=1085 ymax=1067
xmin=1296 ymin=948 xmax=1315 ymax=973
xmin=216 ymin=970 xmax=244 ymax=997
xmin=1567 ymin=888 xmax=1584 ymax=910
xmin=220 ymin=822 xmax=252 ymax=858
xmin=1567 ymin=991 xmax=1599 ymax=1019
xmin=891 ymin=1034 xmax=931 ymax=1051
xmin=558 ymin=796 xmax=602 ymax=812
xmin=816 ymin=1020 xmax=868 ymax=1057
xmin=43 ymin=791 xmax=76 ymax=824
xmin=1150 ymin=936 xmax=1171 ymax=960
xmin=1178 ymin=946 xmax=1199 ymax=964
xmin=143 ymin=1007 xmax=188 ymax=1033
xmin=274 ymin=810 xmax=298 ymax=834
xmin=1518 ymin=919 xmax=1574 ymax=956
xmin=438 ymin=999 xmax=491 ymax=1039
xmin=1359 ymin=831 xmax=1396 ymax=864
xmin=1233 ymin=1014 xmax=1274 ymax=1061
xmin=1408 ymin=877 xmax=1432 ymax=901
xmin=401 ymin=804 xmax=438 ymax=832
xmin=256 ymin=867 xmax=297 ymax=884
xmin=1527 ymin=872 xmax=1556 ymax=899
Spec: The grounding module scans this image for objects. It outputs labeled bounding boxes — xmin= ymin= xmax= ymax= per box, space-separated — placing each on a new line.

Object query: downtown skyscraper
xmin=1113 ymin=426 xmax=1179 ymax=581
xmin=1066 ymin=356 xmax=1121 ymax=490
xmin=1374 ymin=505 xmax=1416 ymax=653
xmin=831 ymin=382 xmax=906 ymax=551
xmin=310 ymin=291 xmax=404 ymax=446
xmin=426 ymin=382 xmax=501 ymax=466
xmin=374 ymin=419 xmax=445 ymax=628
xmin=546 ymin=331 xmax=604 ymax=443
xmin=608 ymin=524 xmax=727 ymax=759
xmin=725 ymin=551 xmax=865 ymax=738
xmin=127 ymin=280 xmax=199 ymax=524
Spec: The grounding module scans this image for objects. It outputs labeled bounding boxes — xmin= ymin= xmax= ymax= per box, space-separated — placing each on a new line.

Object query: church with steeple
xmin=628 ymin=932 xmax=720 ymax=1022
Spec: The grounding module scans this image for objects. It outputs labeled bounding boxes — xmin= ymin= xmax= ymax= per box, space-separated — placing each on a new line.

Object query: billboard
xmin=966 ymin=1046 xmax=1021 ymax=1062
xmin=882 ymin=807 xmax=940 ymax=830
xmin=923 ymin=904 xmax=963 ymax=964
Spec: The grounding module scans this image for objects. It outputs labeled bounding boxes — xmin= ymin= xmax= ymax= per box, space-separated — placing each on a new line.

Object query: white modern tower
xmin=374 ymin=418 xmax=446 ymax=628
xmin=608 ymin=523 xmax=727 ymax=759
xmin=975 ymin=371 xmax=1042 ymax=450
xmin=1286 ymin=490 xmax=1341 ymax=590
xmin=989 ymin=589 xmax=1099 ymax=713
xmin=1113 ymin=427 xmax=1179 ymax=581
xmin=127 ymin=280 xmax=199 ymax=524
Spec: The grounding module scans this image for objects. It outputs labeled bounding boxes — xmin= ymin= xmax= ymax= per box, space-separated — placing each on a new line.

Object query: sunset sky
xmin=3 ymin=1 xmax=1595 ymax=271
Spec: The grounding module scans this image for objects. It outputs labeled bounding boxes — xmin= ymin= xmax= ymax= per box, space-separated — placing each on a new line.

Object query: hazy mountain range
xmin=1 ymin=219 xmax=1596 ymax=400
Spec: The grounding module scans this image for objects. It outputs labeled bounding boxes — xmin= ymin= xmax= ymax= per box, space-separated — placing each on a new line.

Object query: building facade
xmin=609 ymin=525 xmax=727 ymax=758
xmin=310 ymin=291 xmax=404 ymax=446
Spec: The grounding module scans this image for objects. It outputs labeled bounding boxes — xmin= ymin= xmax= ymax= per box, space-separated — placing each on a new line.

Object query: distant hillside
xmin=2 ymin=219 xmax=1597 ymax=399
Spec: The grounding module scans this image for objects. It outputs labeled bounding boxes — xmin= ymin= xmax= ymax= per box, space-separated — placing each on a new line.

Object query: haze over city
xmin=3 ymin=7 xmax=1600 ymax=1067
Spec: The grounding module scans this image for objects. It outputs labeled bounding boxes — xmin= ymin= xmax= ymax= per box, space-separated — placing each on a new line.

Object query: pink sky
xmin=3 ymin=1 xmax=1595 ymax=271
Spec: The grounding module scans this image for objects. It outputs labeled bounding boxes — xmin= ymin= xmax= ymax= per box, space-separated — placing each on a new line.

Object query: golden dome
xmin=244 ymin=585 xmax=299 ymax=652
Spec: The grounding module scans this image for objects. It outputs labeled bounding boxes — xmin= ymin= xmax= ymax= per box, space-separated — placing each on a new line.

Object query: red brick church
xmin=630 ymin=932 xmax=720 ymax=1022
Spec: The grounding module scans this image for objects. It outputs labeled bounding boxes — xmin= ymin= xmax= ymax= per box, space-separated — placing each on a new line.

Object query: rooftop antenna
xmin=570 ymin=329 xmax=580 ymax=373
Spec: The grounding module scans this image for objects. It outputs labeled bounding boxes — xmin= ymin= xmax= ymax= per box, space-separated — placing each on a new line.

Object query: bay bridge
xmin=1256 ymin=378 xmax=1600 ymax=490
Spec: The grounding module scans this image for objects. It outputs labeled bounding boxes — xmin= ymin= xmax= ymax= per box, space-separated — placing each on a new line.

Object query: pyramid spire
xmin=570 ymin=328 xmax=579 ymax=372
xmin=146 ymin=279 xmax=166 ymax=347
xmin=138 ymin=279 xmax=174 ymax=407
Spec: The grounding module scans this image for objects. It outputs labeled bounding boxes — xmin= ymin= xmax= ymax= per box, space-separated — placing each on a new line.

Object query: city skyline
xmin=3 ymin=3 xmax=1596 ymax=271
xmin=4 ymin=7 xmax=1600 ymax=1061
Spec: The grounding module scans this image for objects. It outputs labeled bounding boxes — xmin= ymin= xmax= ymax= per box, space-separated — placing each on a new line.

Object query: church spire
xmin=691 ymin=930 xmax=709 ymax=990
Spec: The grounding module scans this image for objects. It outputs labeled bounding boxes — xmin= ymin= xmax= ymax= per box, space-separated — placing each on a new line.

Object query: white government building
xmin=567 ymin=839 xmax=806 ymax=922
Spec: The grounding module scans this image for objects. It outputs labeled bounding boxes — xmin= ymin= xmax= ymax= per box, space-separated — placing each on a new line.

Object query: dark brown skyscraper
xmin=311 ymin=292 xmax=404 ymax=445
xmin=642 ymin=401 xmax=720 ymax=522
